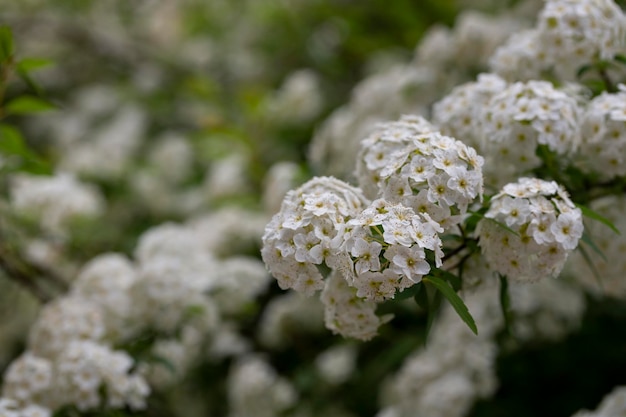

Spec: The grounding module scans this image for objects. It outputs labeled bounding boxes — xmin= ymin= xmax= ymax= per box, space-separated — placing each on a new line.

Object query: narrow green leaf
xmin=16 ymin=70 xmax=42 ymax=95
xmin=575 ymin=203 xmax=620 ymax=235
xmin=0 ymin=26 xmax=14 ymax=62
xmin=0 ymin=123 xmax=51 ymax=174
xmin=414 ymin=282 xmax=428 ymax=311
xmin=433 ymin=268 xmax=462 ymax=292
xmin=414 ymin=283 xmax=441 ymax=344
xmin=499 ymin=274 xmax=513 ymax=337
xmin=577 ymin=243 xmax=604 ymax=291
xmin=16 ymin=57 xmax=54 ymax=73
xmin=615 ymin=54 xmax=626 ymax=66
xmin=423 ymin=275 xmax=478 ymax=335
xmin=576 ymin=63 xmax=593 ymax=79
xmin=581 ymin=230 xmax=607 ymax=262
xmin=5 ymin=96 xmax=55 ymax=115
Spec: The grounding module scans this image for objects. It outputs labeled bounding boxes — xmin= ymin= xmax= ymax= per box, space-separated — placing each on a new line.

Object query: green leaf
xmin=423 ymin=275 xmax=478 ymax=335
xmin=580 ymin=230 xmax=607 ymax=262
xmin=576 ymin=63 xmax=593 ymax=79
xmin=16 ymin=57 xmax=54 ymax=73
xmin=414 ymin=282 xmax=441 ymax=343
xmin=16 ymin=70 xmax=43 ymax=95
xmin=0 ymin=123 xmax=51 ymax=174
xmin=0 ymin=26 xmax=14 ymax=62
xmin=432 ymin=268 xmax=462 ymax=292
xmin=575 ymin=203 xmax=620 ymax=235
xmin=615 ymin=54 xmax=626 ymax=66
xmin=5 ymin=96 xmax=55 ymax=115
xmin=499 ymin=274 xmax=513 ymax=337
xmin=577 ymin=243 xmax=604 ymax=291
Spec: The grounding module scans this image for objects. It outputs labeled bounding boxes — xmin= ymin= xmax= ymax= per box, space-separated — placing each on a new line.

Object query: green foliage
xmin=0 ymin=123 xmax=50 ymax=175
xmin=423 ymin=274 xmax=478 ymax=335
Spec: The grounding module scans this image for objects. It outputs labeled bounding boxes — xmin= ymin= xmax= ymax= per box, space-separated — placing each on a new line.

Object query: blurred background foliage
xmin=0 ymin=1 xmax=625 ymax=417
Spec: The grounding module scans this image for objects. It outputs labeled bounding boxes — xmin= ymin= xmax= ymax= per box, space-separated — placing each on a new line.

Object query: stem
xmin=0 ymin=249 xmax=50 ymax=302
xmin=599 ymin=66 xmax=616 ymax=93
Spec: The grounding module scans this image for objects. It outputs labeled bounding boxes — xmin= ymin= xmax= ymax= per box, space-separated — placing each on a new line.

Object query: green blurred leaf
xmin=433 ymin=268 xmax=462 ymax=292
xmin=499 ymin=274 xmax=513 ymax=337
xmin=577 ymin=242 xmax=604 ymax=290
xmin=580 ymin=230 xmax=607 ymax=262
xmin=5 ymin=96 xmax=55 ymax=115
xmin=614 ymin=54 xmax=626 ymax=66
xmin=0 ymin=26 xmax=14 ymax=62
xmin=575 ymin=202 xmax=620 ymax=235
xmin=424 ymin=275 xmax=478 ymax=335
xmin=16 ymin=57 xmax=54 ymax=73
xmin=0 ymin=123 xmax=51 ymax=174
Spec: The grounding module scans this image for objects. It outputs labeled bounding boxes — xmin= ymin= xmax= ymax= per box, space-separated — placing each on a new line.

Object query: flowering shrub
xmin=1 ymin=1 xmax=626 ymax=417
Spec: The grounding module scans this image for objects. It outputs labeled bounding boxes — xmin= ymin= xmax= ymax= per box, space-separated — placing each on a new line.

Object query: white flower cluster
xmin=320 ymin=271 xmax=392 ymax=341
xmin=481 ymin=80 xmax=581 ymax=187
xmin=355 ymin=115 xmax=437 ymax=198
xmin=491 ymin=0 xmax=626 ymax=81
xmin=0 ymin=397 xmax=50 ymax=417
xmin=572 ymin=386 xmax=626 ymax=417
xmin=261 ymin=176 xmax=369 ymax=296
xmin=356 ymin=116 xmax=484 ymax=229
xmin=262 ymin=172 xmax=451 ymax=338
xmin=227 ymin=355 xmax=297 ymax=417
xmin=538 ymin=0 xmax=626 ymax=73
xmin=339 ymin=199 xmax=444 ymax=300
xmin=508 ymin=278 xmax=586 ymax=342
xmin=432 ymin=73 xmax=507 ymax=151
xmin=478 ymin=178 xmax=583 ymax=282
xmin=2 ymin=209 xmax=276 ymax=414
xmin=263 ymin=69 xmax=323 ymax=124
xmin=9 ymin=173 xmax=104 ymax=236
xmin=578 ymin=86 xmax=626 ymax=179
xmin=2 ymin=343 xmax=148 ymax=413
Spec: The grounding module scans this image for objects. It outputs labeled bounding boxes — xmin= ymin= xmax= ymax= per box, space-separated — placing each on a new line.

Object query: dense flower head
xmin=71 ymin=253 xmax=137 ymax=340
xmin=320 ymin=270 xmax=392 ymax=341
xmin=9 ymin=173 xmax=104 ymax=236
xmin=28 ymin=296 xmax=106 ymax=360
xmin=335 ymin=198 xmax=444 ymax=301
xmin=489 ymin=29 xmax=551 ymax=82
xmin=578 ymin=86 xmax=626 ymax=179
xmin=227 ymin=355 xmax=297 ymax=417
xmin=432 ymin=73 xmax=507 ymax=150
xmin=48 ymin=341 xmax=149 ymax=412
xmin=358 ymin=125 xmax=484 ymax=230
xmin=2 ymin=353 xmax=52 ymax=406
xmin=538 ymin=0 xmax=626 ymax=76
xmin=355 ymin=115 xmax=437 ymax=199
xmin=0 ymin=398 xmax=50 ymax=417
xmin=480 ymin=80 xmax=581 ymax=187
xmin=477 ymin=177 xmax=583 ymax=282
xmin=261 ymin=176 xmax=370 ymax=295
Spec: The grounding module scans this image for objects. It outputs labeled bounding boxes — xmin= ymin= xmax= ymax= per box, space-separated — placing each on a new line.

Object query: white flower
xmin=294 ymin=231 xmax=324 ymax=264
xmin=551 ymin=210 xmax=583 ymax=250
xmin=385 ymin=245 xmax=430 ymax=283
xmin=350 ymin=238 xmax=382 ymax=274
